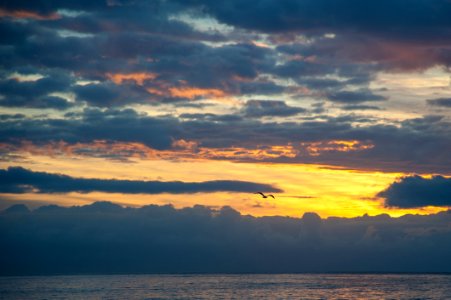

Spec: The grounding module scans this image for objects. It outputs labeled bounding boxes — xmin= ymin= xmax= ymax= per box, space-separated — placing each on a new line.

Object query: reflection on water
xmin=1 ymin=274 xmax=451 ymax=299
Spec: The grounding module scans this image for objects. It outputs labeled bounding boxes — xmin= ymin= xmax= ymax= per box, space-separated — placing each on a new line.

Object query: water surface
xmin=1 ymin=274 xmax=451 ymax=299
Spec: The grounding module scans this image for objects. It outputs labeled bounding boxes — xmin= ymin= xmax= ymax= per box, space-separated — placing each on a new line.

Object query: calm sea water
xmin=1 ymin=274 xmax=451 ymax=299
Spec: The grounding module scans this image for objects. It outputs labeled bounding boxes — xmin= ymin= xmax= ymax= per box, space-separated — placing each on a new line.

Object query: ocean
xmin=1 ymin=274 xmax=450 ymax=299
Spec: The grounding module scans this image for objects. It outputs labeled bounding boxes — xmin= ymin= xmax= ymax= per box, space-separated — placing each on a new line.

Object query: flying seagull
xmin=255 ymin=192 xmax=275 ymax=199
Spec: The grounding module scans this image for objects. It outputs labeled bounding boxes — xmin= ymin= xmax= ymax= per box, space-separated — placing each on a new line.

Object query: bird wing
xmin=256 ymin=192 xmax=265 ymax=197
xmin=268 ymin=194 xmax=275 ymax=199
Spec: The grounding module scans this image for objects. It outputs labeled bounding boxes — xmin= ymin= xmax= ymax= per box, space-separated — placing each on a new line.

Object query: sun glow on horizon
xmin=1 ymin=152 xmax=447 ymax=218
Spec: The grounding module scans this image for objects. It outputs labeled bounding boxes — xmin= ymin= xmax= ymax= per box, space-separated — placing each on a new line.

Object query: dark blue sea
xmin=1 ymin=274 xmax=451 ymax=299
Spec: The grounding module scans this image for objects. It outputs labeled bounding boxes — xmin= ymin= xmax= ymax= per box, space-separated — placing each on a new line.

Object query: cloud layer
xmin=378 ymin=175 xmax=451 ymax=208
xmin=1 ymin=201 xmax=451 ymax=275
xmin=0 ymin=0 xmax=450 ymax=176
xmin=1 ymin=109 xmax=450 ymax=174
xmin=0 ymin=167 xmax=281 ymax=194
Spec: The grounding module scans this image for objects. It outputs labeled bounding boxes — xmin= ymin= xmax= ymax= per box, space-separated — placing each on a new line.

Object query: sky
xmin=1 ymin=0 xmax=451 ymax=219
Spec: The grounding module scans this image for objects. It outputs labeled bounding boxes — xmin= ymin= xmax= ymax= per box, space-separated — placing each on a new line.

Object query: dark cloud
xmin=179 ymin=113 xmax=243 ymax=122
xmin=1 ymin=26 xmax=280 ymax=105
xmin=3 ymin=203 xmax=30 ymax=214
xmin=0 ymin=0 xmax=110 ymax=14
xmin=0 ymin=113 xmax=26 ymax=120
xmin=0 ymin=74 xmax=74 ymax=110
xmin=156 ymin=42 xmax=274 ymax=90
xmin=295 ymin=78 xmax=347 ymax=90
xmin=427 ymin=97 xmax=451 ymax=108
xmin=180 ymin=0 xmax=451 ymax=40
xmin=73 ymin=82 xmax=152 ymax=107
xmin=327 ymin=90 xmax=387 ymax=104
xmin=3 ymin=0 xmax=446 ymax=114
xmin=8 ymin=0 xmax=451 ymax=45
xmin=0 ymin=166 xmax=281 ymax=194
xmin=340 ymin=105 xmax=382 ymax=111
xmin=242 ymin=100 xmax=306 ymax=117
xmin=272 ymin=60 xmax=336 ymax=79
xmin=0 ymin=108 xmax=176 ymax=150
xmin=73 ymin=83 xmax=124 ymax=106
xmin=0 ymin=0 xmax=450 ymax=174
xmin=237 ymin=81 xmax=285 ymax=95
xmin=1 ymin=0 xmax=450 ymax=95
xmin=378 ymin=175 xmax=451 ymax=208
xmin=0 ymin=20 xmax=39 ymax=45
xmin=1 ymin=201 xmax=450 ymax=275
xmin=1 ymin=109 xmax=451 ymax=174
xmin=0 ymin=95 xmax=74 ymax=110
xmin=270 ymin=53 xmax=377 ymax=87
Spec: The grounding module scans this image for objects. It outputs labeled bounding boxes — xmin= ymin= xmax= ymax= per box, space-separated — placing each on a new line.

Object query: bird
xmin=255 ymin=192 xmax=275 ymax=199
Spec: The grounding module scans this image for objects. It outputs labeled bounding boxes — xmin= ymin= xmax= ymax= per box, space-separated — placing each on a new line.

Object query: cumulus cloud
xmin=1 ymin=110 xmax=451 ymax=173
xmin=327 ymin=90 xmax=387 ymax=104
xmin=179 ymin=0 xmax=451 ymax=38
xmin=1 ymin=201 xmax=450 ymax=274
xmin=378 ymin=175 xmax=451 ymax=208
xmin=0 ymin=0 xmax=448 ymax=117
xmin=242 ymin=100 xmax=306 ymax=117
xmin=340 ymin=105 xmax=382 ymax=111
xmin=0 ymin=73 xmax=75 ymax=110
xmin=3 ymin=0 xmax=448 ymax=113
xmin=0 ymin=108 xmax=177 ymax=150
xmin=73 ymin=82 xmax=152 ymax=107
xmin=0 ymin=166 xmax=281 ymax=195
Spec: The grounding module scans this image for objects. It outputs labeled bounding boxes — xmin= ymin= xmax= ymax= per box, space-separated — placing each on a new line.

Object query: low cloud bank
xmin=379 ymin=175 xmax=451 ymax=208
xmin=0 ymin=167 xmax=281 ymax=194
xmin=1 ymin=202 xmax=450 ymax=275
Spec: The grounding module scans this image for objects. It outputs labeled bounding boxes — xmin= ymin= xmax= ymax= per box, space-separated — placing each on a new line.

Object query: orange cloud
xmin=5 ymin=140 xmax=198 ymax=162
xmin=6 ymin=140 xmax=301 ymax=163
xmin=168 ymin=87 xmax=227 ymax=99
xmin=0 ymin=9 xmax=60 ymax=20
xmin=143 ymin=81 xmax=230 ymax=100
xmin=107 ymin=72 xmax=157 ymax=85
xmin=300 ymin=140 xmax=374 ymax=156
xmin=252 ymin=41 xmax=271 ymax=48
xmin=199 ymin=145 xmax=298 ymax=160
xmin=172 ymin=139 xmax=198 ymax=151
xmin=145 ymin=87 xmax=166 ymax=96
xmin=3 ymin=139 xmax=374 ymax=164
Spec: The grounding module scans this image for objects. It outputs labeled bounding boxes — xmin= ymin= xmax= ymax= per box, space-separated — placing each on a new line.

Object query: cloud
xmin=340 ymin=104 xmax=382 ymax=111
xmin=427 ymin=97 xmax=451 ymax=108
xmin=378 ymin=175 xmax=451 ymax=208
xmin=327 ymin=90 xmax=387 ymax=104
xmin=0 ymin=9 xmax=60 ymax=20
xmin=73 ymin=82 xmax=153 ymax=107
xmin=0 ymin=166 xmax=281 ymax=195
xmin=2 ymin=0 xmax=447 ymax=116
xmin=242 ymin=100 xmax=306 ymax=117
xmin=0 ymin=94 xmax=74 ymax=110
xmin=0 ymin=113 xmax=25 ymax=120
xmin=179 ymin=113 xmax=243 ymax=122
xmin=1 ymin=201 xmax=451 ymax=274
xmin=181 ymin=0 xmax=451 ymax=40
xmin=1 ymin=110 xmax=451 ymax=174
xmin=0 ymin=73 xmax=75 ymax=110
xmin=7 ymin=0 xmax=451 ymax=46
xmin=0 ymin=108 xmax=176 ymax=150
xmin=0 ymin=0 xmax=110 ymax=15
xmin=0 ymin=0 xmax=450 ymax=174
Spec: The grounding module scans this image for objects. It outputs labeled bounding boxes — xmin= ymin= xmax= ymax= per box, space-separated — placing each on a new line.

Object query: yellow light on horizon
xmin=2 ymin=152 xmax=448 ymax=218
